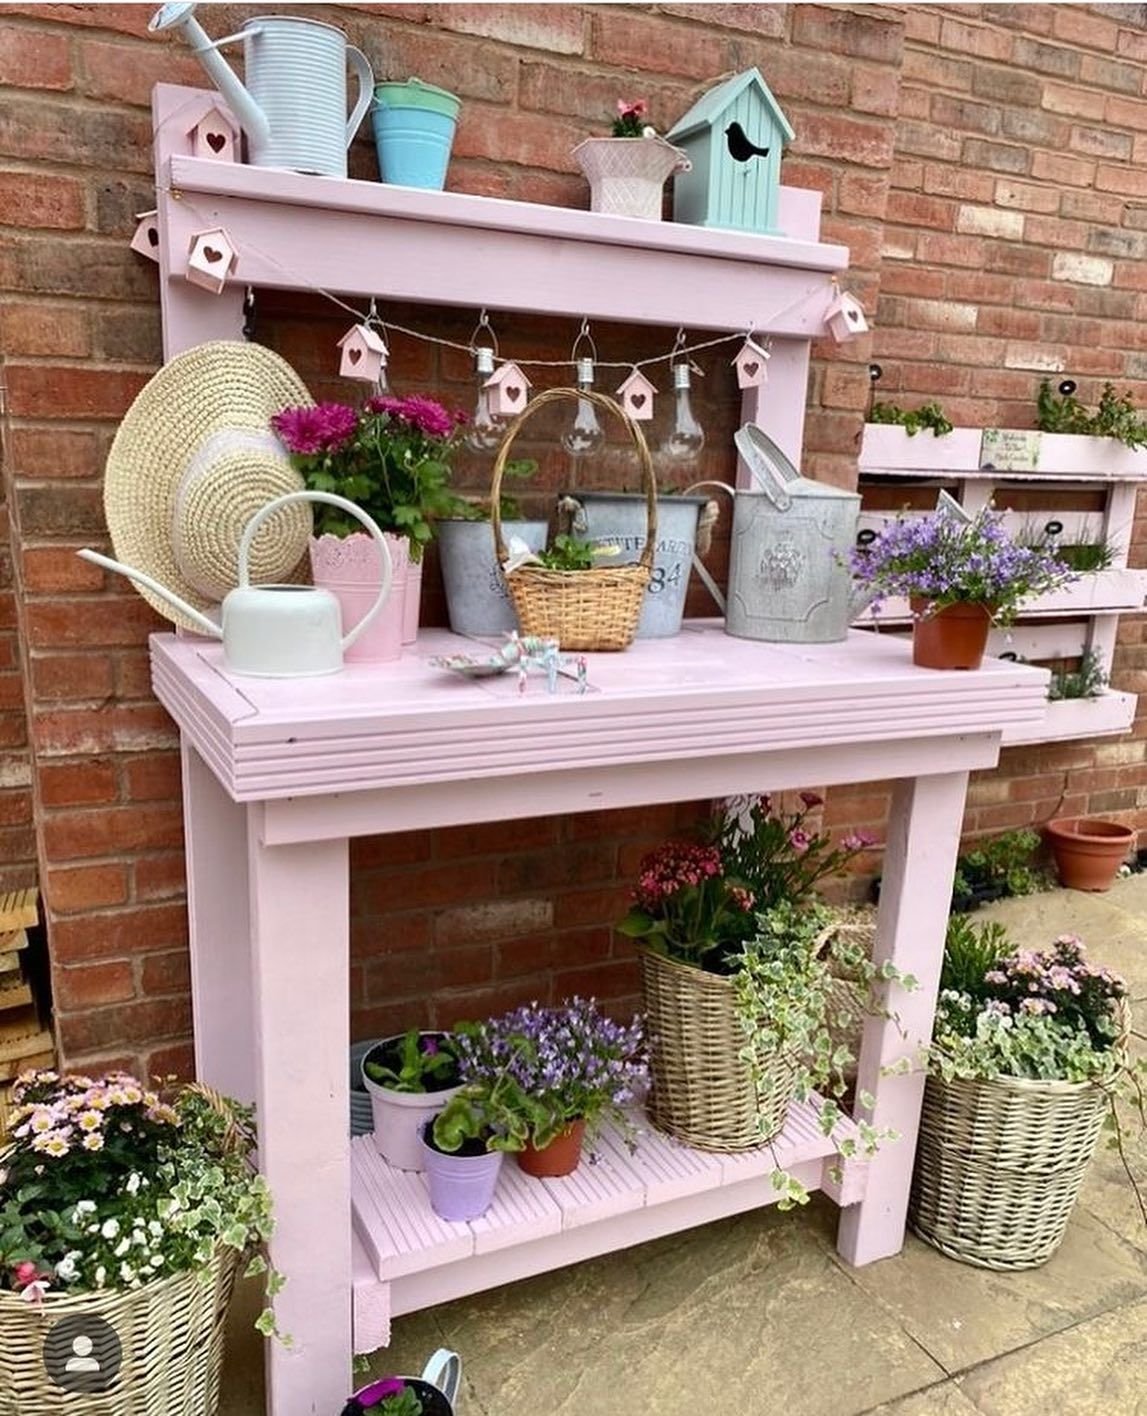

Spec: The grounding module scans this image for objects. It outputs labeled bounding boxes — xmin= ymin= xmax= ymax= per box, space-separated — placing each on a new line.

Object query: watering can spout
xmin=149 ymin=3 xmax=271 ymax=145
xmin=77 ymin=549 xmax=223 ymax=638
xmin=848 ymin=582 xmax=879 ymax=623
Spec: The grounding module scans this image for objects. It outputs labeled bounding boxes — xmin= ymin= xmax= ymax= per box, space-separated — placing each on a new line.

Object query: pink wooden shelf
xmin=1002 ymin=689 xmax=1138 ymax=746
xmin=352 ymin=1097 xmax=864 ymax=1320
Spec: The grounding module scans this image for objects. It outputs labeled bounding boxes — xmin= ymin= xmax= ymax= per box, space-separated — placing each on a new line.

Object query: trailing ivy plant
xmin=731 ymin=900 xmax=917 ymax=1209
xmin=869 ymin=400 xmax=954 ymax=438
xmin=1036 ymin=379 xmax=1147 ymax=449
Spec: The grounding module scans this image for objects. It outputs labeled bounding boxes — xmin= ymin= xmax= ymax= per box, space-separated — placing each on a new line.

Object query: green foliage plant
xmin=1036 ymin=379 xmax=1147 ymax=449
xmin=1047 ymin=651 xmax=1108 ymax=702
xmin=869 ymin=400 xmax=954 ymax=437
xmin=952 ymin=828 xmax=1049 ymax=905
xmin=447 ymin=458 xmax=538 ymax=523
xmin=534 ymin=533 xmax=621 ymax=571
xmin=362 ymin=1031 xmax=461 ymax=1094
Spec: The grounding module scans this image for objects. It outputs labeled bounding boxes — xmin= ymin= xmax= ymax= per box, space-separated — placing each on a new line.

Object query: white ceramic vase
xmin=571 ymin=135 xmax=691 ymax=220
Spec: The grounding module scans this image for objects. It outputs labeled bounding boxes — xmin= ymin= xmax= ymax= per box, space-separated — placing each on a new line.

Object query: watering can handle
xmin=420 ymin=1348 xmax=461 ymax=1405
xmin=237 ymin=491 xmax=393 ymax=651
xmin=345 ymin=46 xmax=374 ymax=146
xmin=734 ymin=423 xmax=797 ymax=512
xmin=683 ymin=480 xmax=735 ymax=616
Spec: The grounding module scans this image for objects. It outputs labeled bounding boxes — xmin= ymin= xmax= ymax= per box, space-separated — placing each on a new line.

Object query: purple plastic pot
xmin=421 ymin=1130 xmax=504 ymax=1221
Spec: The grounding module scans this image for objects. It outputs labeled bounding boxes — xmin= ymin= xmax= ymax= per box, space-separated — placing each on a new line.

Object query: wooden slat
xmin=0 ymin=889 xmax=37 ymax=933
xmin=0 ymin=979 xmax=33 ymax=1013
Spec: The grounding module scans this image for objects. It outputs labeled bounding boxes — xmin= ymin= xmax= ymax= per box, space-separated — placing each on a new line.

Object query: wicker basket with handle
xmin=490 ymin=387 xmax=657 ymax=651
xmin=639 ymin=946 xmax=795 ymax=1152
xmin=909 ymin=1003 xmax=1128 ymax=1270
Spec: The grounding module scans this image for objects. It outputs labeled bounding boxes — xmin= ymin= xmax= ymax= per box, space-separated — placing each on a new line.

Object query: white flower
xmin=94 ymin=1265 xmax=107 ymax=1287
xmin=119 ymin=1263 xmax=135 ymax=1283
xmin=114 ymin=1238 xmax=131 ymax=1258
xmin=54 ymin=1255 xmax=78 ymax=1282
xmin=125 ymin=1172 xmax=141 ymax=1195
xmin=74 ymin=1200 xmax=96 ymax=1216
xmin=148 ymin=1257 xmax=163 ymax=1270
xmin=148 ymin=1220 xmax=163 ymax=1237
xmin=100 ymin=1219 xmax=119 ymax=1240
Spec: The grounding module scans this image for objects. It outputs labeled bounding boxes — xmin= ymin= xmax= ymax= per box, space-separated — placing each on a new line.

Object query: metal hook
xmin=468 ymin=308 xmax=499 ymax=356
xmin=570 ymin=318 xmax=598 ymax=366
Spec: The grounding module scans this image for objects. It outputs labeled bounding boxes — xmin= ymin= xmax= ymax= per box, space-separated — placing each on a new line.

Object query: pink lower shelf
xmin=351 ymin=1096 xmax=867 ymax=1319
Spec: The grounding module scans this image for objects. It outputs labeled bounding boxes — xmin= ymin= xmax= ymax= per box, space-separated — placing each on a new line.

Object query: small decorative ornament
xmin=616 ymin=367 xmax=657 ymax=421
xmin=130 ymin=210 xmax=160 ymax=263
xmin=732 ymin=336 xmax=770 ymax=389
xmin=190 ymin=106 xmax=238 ymax=163
xmin=185 ymin=227 xmax=239 ymax=294
xmin=337 ymin=324 xmax=389 ymax=383
xmin=825 ymin=288 xmax=869 ymax=344
xmin=483 ymin=360 xmax=532 ymax=417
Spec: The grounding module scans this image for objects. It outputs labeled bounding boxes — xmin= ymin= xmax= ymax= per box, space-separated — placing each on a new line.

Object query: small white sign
xmin=980 ymin=428 xmax=1041 ymax=471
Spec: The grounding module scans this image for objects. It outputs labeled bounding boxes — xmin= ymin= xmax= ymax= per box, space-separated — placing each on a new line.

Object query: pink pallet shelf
xmin=352 ymin=1098 xmax=864 ymax=1320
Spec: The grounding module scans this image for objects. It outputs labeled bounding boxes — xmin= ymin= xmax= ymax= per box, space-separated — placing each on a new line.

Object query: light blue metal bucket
xmin=373 ymin=78 xmax=461 ymax=190
xmin=562 ymin=491 xmax=709 ymax=637
xmin=438 ymin=518 xmax=548 ymax=637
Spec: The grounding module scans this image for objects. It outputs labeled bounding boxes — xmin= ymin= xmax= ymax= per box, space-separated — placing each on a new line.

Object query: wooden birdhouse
xmin=483 ymin=361 xmax=531 ymax=417
xmin=825 ymin=289 xmax=869 ymax=343
xmin=185 ymin=227 xmax=238 ymax=294
xmin=191 ymin=106 xmax=238 ymax=163
xmin=338 ymin=324 xmax=388 ymax=383
xmin=732 ymin=337 xmax=770 ymax=389
xmin=616 ymin=368 xmax=657 ymax=422
xmin=130 ymin=210 xmax=160 ymax=263
xmin=666 ymin=68 xmax=794 ymax=236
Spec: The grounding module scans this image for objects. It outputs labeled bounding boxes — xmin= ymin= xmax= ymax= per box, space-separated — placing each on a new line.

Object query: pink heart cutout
xmin=505 ymin=386 xmax=522 ymax=403
xmin=848 ymin=309 xmax=860 ymax=323
xmin=631 ymin=393 xmax=646 ymax=409
xmin=348 ymin=347 xmax=362 ymax=365
xmin=743 ymin=361 xmax=759 ymax=378
xmin=203 ymin=246 xmax=223 ymax=264
xmin=146 ymin=226 xmax=158 ymax=247
xmin=206 ymin=131 xmax=227 ymax=154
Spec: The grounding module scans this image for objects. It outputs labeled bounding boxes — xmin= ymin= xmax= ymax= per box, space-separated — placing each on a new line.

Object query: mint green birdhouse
xmin=666 ymin=69 xmax=794 ymax=236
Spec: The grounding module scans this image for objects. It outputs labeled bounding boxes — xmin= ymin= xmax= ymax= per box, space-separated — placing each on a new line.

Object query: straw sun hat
xmin=102 ymin=340 xmax=315 ymax=631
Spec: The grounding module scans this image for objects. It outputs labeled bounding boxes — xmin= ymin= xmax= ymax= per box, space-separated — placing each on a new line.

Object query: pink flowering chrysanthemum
xmin=271 ymin=403 xmax=359 ymax=455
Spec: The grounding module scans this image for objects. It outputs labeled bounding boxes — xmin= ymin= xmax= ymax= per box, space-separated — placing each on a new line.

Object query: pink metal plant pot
xmin=310 ymin=531 xmax=409 ymax=663
xmin=421 ymin=1131 xmax=504 ymax=1221
xmin=402 ymin=557 xmax=422 ymax=644
xmin=571 ymin=135 xmax=690 ymax=220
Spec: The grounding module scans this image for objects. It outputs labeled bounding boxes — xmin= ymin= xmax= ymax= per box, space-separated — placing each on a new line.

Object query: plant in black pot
xmin=343 ymin=1350 xmax=461 ymax=1416
xmin=361 ymin=1030 xmax=464 ymax=1172
xmin=951 ymin=829 xmax=1049 ymax=912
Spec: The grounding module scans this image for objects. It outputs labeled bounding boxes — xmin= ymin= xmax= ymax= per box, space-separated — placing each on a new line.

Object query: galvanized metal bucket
xmin=561 ymin=491 xmax=709 ymax=637
xmin=690 ymin=425 xmax=863 ymax=644
xmin=437 ymin=518 xmax=548 ymax=637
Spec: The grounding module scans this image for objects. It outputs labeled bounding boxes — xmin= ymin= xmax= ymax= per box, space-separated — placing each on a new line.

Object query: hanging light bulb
xmin=464 ymin=346 xmax=502 ymax=452
xmin=662 ymin=362 xmax=705 ymax=462
xmin=562 ymin=356 xmax=606 ymax=457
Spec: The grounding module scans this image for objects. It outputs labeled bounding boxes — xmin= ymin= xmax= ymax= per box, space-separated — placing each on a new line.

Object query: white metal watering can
xmin=690 ymin=424 xmax=874 ymax=644
xmin=344 ymin=1349 xmax=461 ymax=1416
xmin=78 ymin=492 xmax=393 ymax=678
xmin=149 ymin=4 xmax=374 ymax=178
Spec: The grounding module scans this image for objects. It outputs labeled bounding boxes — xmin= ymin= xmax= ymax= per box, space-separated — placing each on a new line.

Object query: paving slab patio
xmin=220 ymin=878 xmax=1147 ymax=1414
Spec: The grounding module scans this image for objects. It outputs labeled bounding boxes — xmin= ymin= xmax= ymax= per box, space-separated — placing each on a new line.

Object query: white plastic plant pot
xmin=361 ymin=1033 xmax=462 ymax=1172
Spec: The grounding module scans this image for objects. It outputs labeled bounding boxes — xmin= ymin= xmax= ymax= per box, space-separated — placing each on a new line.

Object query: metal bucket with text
xmin=562 ymin=491 xmax=709 ymax=637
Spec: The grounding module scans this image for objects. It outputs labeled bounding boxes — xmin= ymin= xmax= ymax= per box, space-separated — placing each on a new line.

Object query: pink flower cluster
xmin=634 ymin=842 xmax=721 ymax=912
xmin=617 ymin=98 xmax=648 ymax=119
xmin=364 ymin=393 xmax=465 ymax=441
xmin=8 ymin=1069 xmax=178 ymax=1160
xmin=271 ymin=402 xmax=358 ymax=456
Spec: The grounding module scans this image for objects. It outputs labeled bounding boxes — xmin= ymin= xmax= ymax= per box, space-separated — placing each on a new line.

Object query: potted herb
xmin=361 ymin=1031 xmax=464 ymax=1173
xmin=913 ymin=927 xmax=1145 ymax=1268
xmin=436 ymin=459 xmax=547 ymax=636
xmin=272 ymin=395 xmax=466 ymax=658
xmin=851 ymin=505 xmax=1077 ymax=669
xmin=0 ymin=1069 xmax=279 ymax=1412
xmin=571 ymin=100 xmax=690 ymax=220
xmin=618 ymin=794 xmax=879 ymax=1157
xmin=453 ymin=1000 xmax=646 ymax=1179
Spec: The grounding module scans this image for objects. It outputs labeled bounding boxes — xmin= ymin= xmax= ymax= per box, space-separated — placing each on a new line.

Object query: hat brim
xmin=103 ymin=341 xmax=315 ymax=632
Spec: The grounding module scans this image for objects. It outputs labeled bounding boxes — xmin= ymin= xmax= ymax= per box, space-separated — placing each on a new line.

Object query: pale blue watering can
xmin=150 ymin=4 xmax=373 ymax=178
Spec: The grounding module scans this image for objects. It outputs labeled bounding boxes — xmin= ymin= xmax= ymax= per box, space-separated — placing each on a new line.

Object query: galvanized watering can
xmin=343 ymin=1349 xmax=461 ymax=1416
xmin=691 ymin=424 xmax=873 ymax=644
xmin=150 ymin=4 xmax=374 ymax=178
xmin=79 ymin=492 xmax=393 ymax=678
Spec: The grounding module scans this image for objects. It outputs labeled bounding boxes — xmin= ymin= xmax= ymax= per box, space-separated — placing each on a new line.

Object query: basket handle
xmin=490 ymin=387 xmax=658 ymax=571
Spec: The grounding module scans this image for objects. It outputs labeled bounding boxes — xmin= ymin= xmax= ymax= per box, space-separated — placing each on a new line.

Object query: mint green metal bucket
xmin=373 ymin=78 xmax=461 ymax=190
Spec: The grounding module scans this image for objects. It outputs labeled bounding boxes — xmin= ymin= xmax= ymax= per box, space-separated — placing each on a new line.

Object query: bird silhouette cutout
xmin=725 ymin=122 xmax=771 ymax=163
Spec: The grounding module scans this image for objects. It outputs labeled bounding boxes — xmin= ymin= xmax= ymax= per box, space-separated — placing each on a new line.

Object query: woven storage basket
xmin=0 ymin=1246 xmax=237 ymax=1415
xmin=639 ymin=947 xmax=795 ymax=1152
xmin=491 ymin=388 xmax=657 ymax=651
xmin=910 ymin=1067 xmax=1110 ymax=1270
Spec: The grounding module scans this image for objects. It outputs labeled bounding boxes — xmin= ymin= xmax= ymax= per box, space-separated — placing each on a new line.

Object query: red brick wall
xmin=3 ymin=3 xmax=1147 ymax=1076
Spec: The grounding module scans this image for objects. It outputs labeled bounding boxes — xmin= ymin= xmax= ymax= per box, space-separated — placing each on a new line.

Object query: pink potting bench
xmin=142 ymin=85 xmax=1051 ymax=1415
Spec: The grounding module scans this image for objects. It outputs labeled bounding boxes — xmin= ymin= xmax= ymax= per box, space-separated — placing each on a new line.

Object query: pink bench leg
xmin=248 ymin=813 xmax=351 ymax=1416
xmin=837 ymin=770 xmax=969 ymax=1267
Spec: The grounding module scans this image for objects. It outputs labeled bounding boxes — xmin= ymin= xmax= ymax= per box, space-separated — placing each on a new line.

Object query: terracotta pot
xmin=517 ymin=1119 xmax=586 ymax=1177
xmin=1046 ymin=817 xmax=1135 ymax=892
xmin=910 ymin=598 xmax=992 ymax=671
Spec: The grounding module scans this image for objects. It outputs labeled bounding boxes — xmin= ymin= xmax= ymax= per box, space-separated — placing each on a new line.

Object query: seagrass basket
xmin=639 ymin=947 xmax=795 ymax=1152
xmin=0 ymin=1246 xmax=237 ymax=1415
xmin=909 ymin=1062 xmax=1113 ymax=1270
xmin=491 ymin=387 xmax=657 ymax=651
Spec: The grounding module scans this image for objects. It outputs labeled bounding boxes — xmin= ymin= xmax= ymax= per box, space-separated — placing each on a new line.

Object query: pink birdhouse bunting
xmin=732 ymin=337 xmax=770 ymax=389
xmin=616 ymin=368 xmax=657 ymax=422
xmin=130 ymin=210 xmax=160 ymax=264
xmin=825 ymin=290 xmax=869 ymax=344
xmin=186 ymin=228 xmax=239 ymax=295
xmin=483 ymin=361 xmax=532 ymax=417
xmin=191 ymin=107 xmax=238 ymax=163
xmin=338 ymin=324 xmax=389 ymax=382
